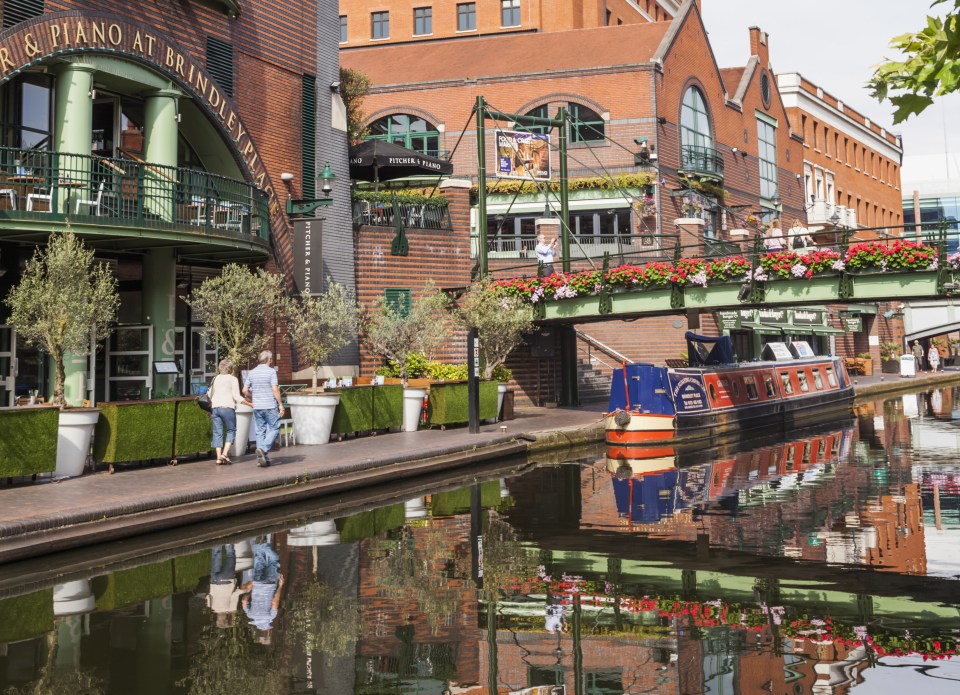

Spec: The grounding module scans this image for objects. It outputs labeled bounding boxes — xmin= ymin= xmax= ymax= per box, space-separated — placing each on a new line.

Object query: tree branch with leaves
xmin=286 ymin=281 xmax=359 ymax=391
xmin=5 ymin=232 xmax=118 ymax=406
xmin=454 ymin=281 xmax=534 ymax=380
xmin=340 ymin=67 xmax=372 ymax=146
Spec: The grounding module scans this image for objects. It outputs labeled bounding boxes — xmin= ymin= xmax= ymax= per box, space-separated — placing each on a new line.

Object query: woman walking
xmin=210 ymin=359 xmax=250 ymax=465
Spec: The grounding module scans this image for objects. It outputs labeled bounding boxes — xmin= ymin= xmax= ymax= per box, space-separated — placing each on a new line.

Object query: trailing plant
xmin=185 ymin=264 xmax=288 ymax=374
xmin=760 ymin=249 xmax=844 ymax=279
xmin=481 ymin=172 xmax=654 ymax=195
xmin=286 ymin=280 xmax=359 ymax=391
xmin=4 ymin=232 xmax=119 ymax=406
xmin=705 ymin=256 xmax=750 ymax=282
xmin=352 ymin=190 xmax=449 ymax=208
xmin=456 ymin=281 xmax=536 ymax=379
xmin=844 ymin=239 xmax=936 ymax=272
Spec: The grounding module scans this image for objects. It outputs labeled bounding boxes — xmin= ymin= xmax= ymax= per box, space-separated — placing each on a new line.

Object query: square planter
xmin=764 ymin=276 xmax=841 ymax=302
xmin=0 ymin=407 xmax=59 ymax=477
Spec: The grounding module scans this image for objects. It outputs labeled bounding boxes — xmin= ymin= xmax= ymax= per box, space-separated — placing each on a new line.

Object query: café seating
xmin=26 ymin=185 xmax=52 ymax=212
xmin=0 ymin=187 xmax=15 ymax=210
xmin=75 ymin=181 xmax=106 ymax=215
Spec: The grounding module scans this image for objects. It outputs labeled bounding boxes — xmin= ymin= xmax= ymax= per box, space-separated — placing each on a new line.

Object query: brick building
xmin=343 ymin=0 xmax=908 ymax=400
xmin=0 ymin=0 xmax=350 ymax=404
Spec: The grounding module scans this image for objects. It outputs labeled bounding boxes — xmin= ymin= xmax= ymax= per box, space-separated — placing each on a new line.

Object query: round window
xmin=760 ymin=71 xmax=771 ymax=108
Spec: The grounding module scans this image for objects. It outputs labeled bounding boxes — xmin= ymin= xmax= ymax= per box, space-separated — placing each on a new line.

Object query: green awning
xmin=741 ymin=322 xmax=786 ymax=335
xmin=810 ymin=325 xmax=845 ymax=335
xmin=742 ymin=322 xmax=844 ymax=336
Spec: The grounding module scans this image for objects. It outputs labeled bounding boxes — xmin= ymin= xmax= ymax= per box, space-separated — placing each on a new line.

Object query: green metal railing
xmin=0 ymin=146 xmax=269 ymax=240
xmin=679 ymin=144 xmax=725 ymax=180
xmin=352 ymin=195 xmax=451 ymax=230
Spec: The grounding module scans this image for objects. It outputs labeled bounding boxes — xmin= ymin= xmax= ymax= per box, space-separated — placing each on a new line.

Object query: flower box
xmin=851 ymin=271 xmax=938 ymax=300
xmin=609 ymin=288 xmax=676 ymax=313
xmin=763 ymin=276 xmax=842 ymax=302
xmin=685 ymin=283 xmax=743 ymax=307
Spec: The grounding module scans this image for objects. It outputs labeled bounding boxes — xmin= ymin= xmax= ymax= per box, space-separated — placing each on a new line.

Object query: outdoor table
xmin=8 ymin=175 xmax=43 ymax=210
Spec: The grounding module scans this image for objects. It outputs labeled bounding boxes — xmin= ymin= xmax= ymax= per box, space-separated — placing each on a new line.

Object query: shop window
xmin=457 ymin=3 xmax=476 ymax=31
xmin=797 ymin=371 xmax=809 ymax=392
xmin=812 ymin=369 xmax=824 ymax=390
xmin=3 ymin=0 xmax=43 ymax=30
xmin=206 ymin=36 xmax=234 ymax=98
xmin=368 ymin=114 xmax=440 ymax=156
xmin=779 ymin=371 xmax=794 ymax=395
xmin=825 ymin=366 xmax=837 ymax=387
xmin=743 ymin=375 xmax=759 ymax=400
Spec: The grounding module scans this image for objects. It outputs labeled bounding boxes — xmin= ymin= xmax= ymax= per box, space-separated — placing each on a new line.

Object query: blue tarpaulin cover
xmin=685 ymin=331 xmax=734 ymax=366
xmin=608 ymin=363 xmax=674 ymax=414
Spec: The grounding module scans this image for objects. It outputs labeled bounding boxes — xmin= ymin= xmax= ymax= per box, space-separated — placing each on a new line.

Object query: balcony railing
xmin=0 ymin=146 xmax=270 ymax=240
xmin=679 ymin=144 xmax=725 ymax=180
xmin=352 ymin=195 xmax=450 ymax=229
xmin=807 ymin=199 xmax=858 ymax=228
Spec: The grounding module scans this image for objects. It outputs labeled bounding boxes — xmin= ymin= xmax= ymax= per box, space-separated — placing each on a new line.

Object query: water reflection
xmin=1 ymin=388 xmax=960 ymax=693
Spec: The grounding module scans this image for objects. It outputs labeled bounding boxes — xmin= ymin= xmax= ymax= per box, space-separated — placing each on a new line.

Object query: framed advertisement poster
xmin=495 ymin=129 xmax=551 ymax=180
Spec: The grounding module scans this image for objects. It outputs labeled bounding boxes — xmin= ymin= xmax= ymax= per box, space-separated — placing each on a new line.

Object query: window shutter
xmin=3 ymin=0 xmax=44 ymax=29
xmin=206 ymin=36 xmax=234 ymax=98
xmin=384 ymin=289 xmax=412 ymax=318
xmin=301 ymin=75 xmax=317 ymax=200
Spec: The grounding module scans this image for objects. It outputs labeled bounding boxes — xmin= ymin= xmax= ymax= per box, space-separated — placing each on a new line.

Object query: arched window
xmin=368 ymin=113 xmax=440 ymax=156
xmin=520 ymin=103 xmax=604 ymax=142
xmin=680 ymin=86 xmax=712 ymax=151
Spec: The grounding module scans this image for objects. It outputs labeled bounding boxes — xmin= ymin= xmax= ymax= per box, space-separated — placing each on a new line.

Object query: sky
xmin=700 ymin=0 xmax=960 ymax=189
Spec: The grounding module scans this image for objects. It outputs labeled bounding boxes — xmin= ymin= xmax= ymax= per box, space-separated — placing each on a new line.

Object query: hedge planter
xmin=427 ymin=381 xmax=498 ymax=428
xmin=0 ymin=407 xmax=59 ymax=477
xmin=93 ymin=399 xmax=178 ymax=465
xmin=173 ymin=398 xmax=213 ymax=459
xmin=55 ymin=408 xmax=100 ymax=477
xmin=0 ymin=588 xmax=54 ymax=643
xmin=403 ymin=387 xmax=428 ymax=432
xmin=331 ymin=385 xmax=404 ymax=436
xmin=288 ymin=392 xmax=341 ymax=445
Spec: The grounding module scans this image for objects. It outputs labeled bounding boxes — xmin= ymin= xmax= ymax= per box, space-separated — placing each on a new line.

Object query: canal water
xmin=1 ymin=388 xmax=959 ymax=694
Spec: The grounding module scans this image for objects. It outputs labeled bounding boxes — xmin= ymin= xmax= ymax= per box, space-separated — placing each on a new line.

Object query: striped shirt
xmin=244 ymin=364 xmax=278 ymax=410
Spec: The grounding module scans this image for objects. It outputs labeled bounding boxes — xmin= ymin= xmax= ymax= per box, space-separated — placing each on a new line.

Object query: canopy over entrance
xmin=349 ymin=140 xmax=452 ymax=187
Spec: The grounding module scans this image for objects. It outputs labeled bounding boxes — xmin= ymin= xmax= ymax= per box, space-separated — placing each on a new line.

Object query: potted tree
xmin=363 ymin=283 xmax=449 ymax=431
xmin=285 ymin=281 xmax=359 ymax=445
xmin=880 ymin=342 xmax=901 ymax=374
xmin=186 ymin=264 xmax=288 ymax=452
xmin=453 ymin=280 xmax=534 ymax=419
xmin=5 ymin=232 xmax=119 ymax=477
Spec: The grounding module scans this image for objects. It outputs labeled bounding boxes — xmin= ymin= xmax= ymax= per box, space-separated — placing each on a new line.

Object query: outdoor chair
xmin=75 ymin=182 xmax=105 ymax=215
xmin=25 ymin=185 xmax=52 ymax=212
xmin=0 ymin=187 xmax=16 ymax=210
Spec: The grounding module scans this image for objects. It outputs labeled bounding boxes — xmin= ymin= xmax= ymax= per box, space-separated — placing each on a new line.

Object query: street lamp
xmin=285 ymin=161 xmax=336 ymax=216
xmin=829 ymin=209 xmax=841 ymax=227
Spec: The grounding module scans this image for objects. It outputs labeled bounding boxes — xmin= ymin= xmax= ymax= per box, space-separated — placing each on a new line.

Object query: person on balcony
xmin=788 ymin=219 xmax=815 ymax=253
xmin=762 ymin=219 xmax=785 ymax=252
xmin=535 ymin=233 xmax=558 ymax=275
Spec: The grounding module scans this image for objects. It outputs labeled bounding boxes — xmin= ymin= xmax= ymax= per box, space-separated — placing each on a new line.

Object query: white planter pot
xmin=235 ymin=540 xmax=254 ymax=572
xmin=288 ymin=520 xmax=341 ymax=547
xmin=235 ymin=403 xmax=253 ymax=454
xmin=287 ymin=392 xmax=341 ymax=445
xmin=497 ymin=382 xmax=508 ymax=421
xmin=402 ymin=387 xmax=428 ymax=432
xmin=53 ymin=579 xmax=95 ymax=616
xmin=56 ymin=409 xmax=99 ymax=478
xmin=405 ymin=497 xmax=428 ymax=520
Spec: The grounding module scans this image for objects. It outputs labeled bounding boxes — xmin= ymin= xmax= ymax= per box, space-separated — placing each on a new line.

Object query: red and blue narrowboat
xmin=605 ymin=332 xmax=854 ymax=445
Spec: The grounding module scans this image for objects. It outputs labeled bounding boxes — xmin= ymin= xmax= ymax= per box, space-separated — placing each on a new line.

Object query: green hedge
xmin=173 ymin=548 xmax=212 ymax=593
xmin=93 ymin=400 xmax=177 ymax=463
xmin=336 ymin=503 xmax=405 ymax=543
xmin=427 ymin=381 xmax=498 ymax=427
xmin=430 ymin=480 xmax=502 ymax=517
xmin=93 ymin=559 xmax=174 ymax=612
xmin=0 ymin=408 xmax=59 ymax=476
xmin=0 ymin=588 xmax=53 ymax=643
xmin=174 ymin=398 xmax=212 ymax=457
xmin=331 ymin=385 xmax=404 ymax=434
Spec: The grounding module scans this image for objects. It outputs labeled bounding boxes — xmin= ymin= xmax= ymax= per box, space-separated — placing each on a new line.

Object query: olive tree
xmin=454 ymin=280 xmax=534 ymax=379
xmin=185 ymin=264 xmax=288 ymax=373
xmin=5 ymin=232 xmax=118 ymax=406
xmin=362 ymin=282 xmax=449 ymax=385
xmin=286 ymin=281 xmax=359 ymax=391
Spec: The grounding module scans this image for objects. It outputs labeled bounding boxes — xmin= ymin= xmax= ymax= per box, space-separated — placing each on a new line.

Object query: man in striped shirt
xmin=242 ymin=350 xmax=286 ymax=467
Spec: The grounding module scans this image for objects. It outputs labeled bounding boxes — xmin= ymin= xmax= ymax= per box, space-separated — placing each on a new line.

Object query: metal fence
xmin=352 ymin=196 xmax=451 ymax=230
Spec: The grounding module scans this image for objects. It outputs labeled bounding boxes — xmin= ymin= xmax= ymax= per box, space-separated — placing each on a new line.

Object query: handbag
xmin=197 ymin=377 xmax=216 ymax=412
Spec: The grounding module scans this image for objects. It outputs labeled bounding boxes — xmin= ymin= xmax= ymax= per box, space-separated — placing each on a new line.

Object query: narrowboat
xmin=606 ymin=332 xmax=855 ymax=445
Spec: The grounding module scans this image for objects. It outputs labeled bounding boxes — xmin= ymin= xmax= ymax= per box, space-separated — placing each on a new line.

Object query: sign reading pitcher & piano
xmin=292 ymin=218 xmax=321 ymax=296
xmin=495 ymin=130 xmax=551 ymax=180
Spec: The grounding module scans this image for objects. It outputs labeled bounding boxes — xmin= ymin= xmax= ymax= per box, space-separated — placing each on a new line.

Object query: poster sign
xmin=757 ymin=308 xmax=788 ymax=324
xmin=292 ymin=218 xmax=322 ymax=296
xmin=792 ymin=309 xmax=823 ymax=326
xmin=842 ymin=316 xmax=862 ymax=332
xmin=669 ymin=373 xmax=709 ymax=413
xmin=716 ymin=310 xmax=740 ymax=330
xmin=495 ymin=129 xmax=551 ymax=180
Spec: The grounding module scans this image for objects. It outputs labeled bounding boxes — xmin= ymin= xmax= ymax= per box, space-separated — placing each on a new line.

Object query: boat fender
xmin=613 ymin=410 xmax=632 ymax=427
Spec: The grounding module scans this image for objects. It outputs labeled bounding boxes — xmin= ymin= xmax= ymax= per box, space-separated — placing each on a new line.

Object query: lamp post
xmin=285 ymin=161 xmax=336 ymax=216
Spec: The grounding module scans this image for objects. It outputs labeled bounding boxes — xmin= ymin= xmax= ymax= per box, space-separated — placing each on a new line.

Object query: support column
xmin=143 ymin=88 xmax=181 ymax=222
xmin=143 ymin=249 xmax=176 ymax=395
xmin=53 ymin=61 xmax=95 ymax=212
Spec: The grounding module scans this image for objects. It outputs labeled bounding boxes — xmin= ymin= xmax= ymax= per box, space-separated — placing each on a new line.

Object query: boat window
xmin=803 ymin=442 xmax=811 ymax=463
xmin=763 ymin=375 xmax=777 ymax=397
xmin=780 ymin=372 xmax=794 ymax=395
xmin=830 ymin=438 xmax=839 ymax=456
xmin=817 ymin=439 xmax=826 ymax=458
xmin=731 ymin=379 xmax=740 ymax=397
xmin=797 ymin=371 xmax=810 ymax=392
xmin=812 ymin=369 xmax=824 ymax=390
xmin=743 ymin=375 xmax=759 ymax=400
xmin=825 ymin=366 xmax=837 ymax=387
xmin=785 ymin=446 xmax=796 ymax=468
xmin=709 ymin=383 xmax=717 ymax=400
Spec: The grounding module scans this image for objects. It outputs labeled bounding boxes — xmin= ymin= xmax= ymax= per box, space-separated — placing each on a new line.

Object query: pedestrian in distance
xmin=209 ymin=358 xmax=251 ymax=465
xmin=763 ymin=218 xmax=785 ymax=252
xmin=929 ymin=343 xmax=941 ymax=372
xmin=241 ymin=537 xmax=284 ymax=644
xmin=912 ymin=340 xmax=925 ymax=372
xmin=207 ymin=543 xmax=245 ymax=628
xmin=788 ymin=219 xmax=815 ymax=253
xmin=535 ymin=233 xmax=558 ymax=276
xmin=242 ymin=350 xmax=285 ymax=467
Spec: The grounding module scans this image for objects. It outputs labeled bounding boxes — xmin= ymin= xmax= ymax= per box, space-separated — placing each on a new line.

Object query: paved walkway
xmin=1 ymin=366 xmax=958 ymax=564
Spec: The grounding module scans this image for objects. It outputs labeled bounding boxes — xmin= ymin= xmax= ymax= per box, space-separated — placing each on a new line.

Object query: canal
xmin=1 ymin=387 xmax=959 ymax=693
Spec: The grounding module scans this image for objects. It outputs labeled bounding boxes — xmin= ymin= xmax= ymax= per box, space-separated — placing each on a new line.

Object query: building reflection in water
xmin=2 ymin=392 xmax=960 ymax=693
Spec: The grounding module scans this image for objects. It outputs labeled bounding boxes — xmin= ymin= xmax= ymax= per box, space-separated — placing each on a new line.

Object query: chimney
xmin=748 ymin=26 xmax=769 ymax=66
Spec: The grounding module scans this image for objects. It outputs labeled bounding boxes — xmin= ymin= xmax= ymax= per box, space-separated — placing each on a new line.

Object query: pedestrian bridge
xmin=904 ymin=298 xmax=960 ymax=341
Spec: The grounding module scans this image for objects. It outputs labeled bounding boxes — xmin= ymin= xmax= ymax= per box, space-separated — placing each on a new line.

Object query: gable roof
xmin=342 ymin=23 xmax=671 ymax=87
